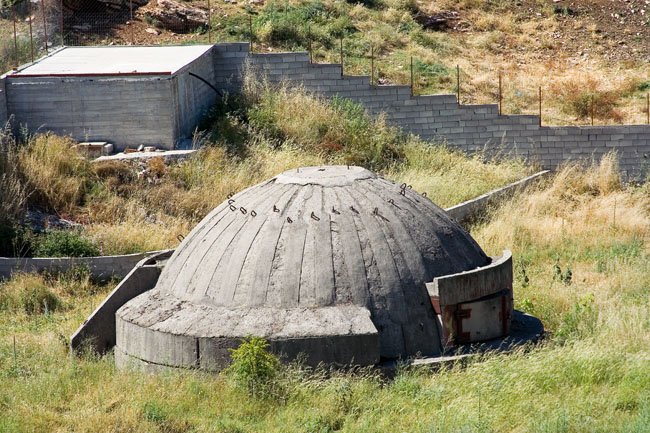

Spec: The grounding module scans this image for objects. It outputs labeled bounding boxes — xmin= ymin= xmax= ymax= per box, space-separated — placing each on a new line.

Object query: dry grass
xmin=17 ymin=134 xmax=92 ymax=215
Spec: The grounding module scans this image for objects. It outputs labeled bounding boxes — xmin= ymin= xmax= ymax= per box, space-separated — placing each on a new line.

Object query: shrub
xmin=225 ymin=336 xmax=281 ymax=396
xmin=553 ymin=75 xmax=623 ymax=122
xmin=34 ymin=230 xmax=100 ymax=258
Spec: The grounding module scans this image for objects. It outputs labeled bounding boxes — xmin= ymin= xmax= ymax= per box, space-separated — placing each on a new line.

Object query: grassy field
xmin=0 ymin=82 xmax=530 ymax=256
xmin=1 ymin=155 xmax=649 ymax=432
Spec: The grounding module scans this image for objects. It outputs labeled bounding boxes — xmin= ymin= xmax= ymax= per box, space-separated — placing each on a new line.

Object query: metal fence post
xmin=410 ymin=56 xmax=413 ymax=96
xmin=647 ymin=93 xmax=649 ymax=125
xmin=308 ymin=26 xmax=312 ymax=64
xmin=207 ymin=0 xmax=212 ymax=43
xmin=340 ymin=37 xmax=343 ymax=76
xmin=539 ymin=86 xmax=542 ymax=127
xmin=28 ymin=16 xmax=34 ymax=62
xmin=591 ymin=94 xmax=594 ymax=126
xmin=12 ymin=5 xmax=18 ymax=70
xmin=41 ymin=0 xmax=48 ymax=54
xmin=60 ymin=0 xmax=64 ymax=46
xmin=370 ymin=45 xmax=374 ymax=86
xmin=249 ymin=15 xmax=253 ymax=54
xmin=498 ymin=71 xmax=502 ymax=115
xmin=456 ymin=65 xmax=460 ymax=103
xmin=130 ymin=0 xmax=134 ymax=44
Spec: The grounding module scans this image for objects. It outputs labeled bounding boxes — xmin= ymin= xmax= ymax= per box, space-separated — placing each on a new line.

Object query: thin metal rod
xmin=28 ymin=16 xmax=34 ymax=62
xmin=12 ymin=6 xmax=18 ymax=70
xmin=647 ymin=93 xmax=649 ymax=125
xmin=456 ymin=64 xmax=460 ymax=103
xmin=308 ymin=26 xmax=312 ymax=64
xmin=539 ymin=86 xmax=542 ymax=127
xmin=340 ymin=37 xmax=343 ymax=76
xmin=41 ymin=0 xmax=48 ymax=54
xmin=249 ymin=15 xmax=253 ymax=54
xmin=591 ymin=94 xmax=594 ymax=126
xmin=370 ymin=45 xmax=374 ymax=86
xmin=207 ymin=0 xmax=211 ymax=43
xmin=130 ymin=0 xmax=134 ymax=44
xmin=498 ymin=72 xmax=502 ymax=116
xmin=410 ymin=56 xmax=414 ymax=96
xmin=60 ymin=0 xmax=64 ymax=46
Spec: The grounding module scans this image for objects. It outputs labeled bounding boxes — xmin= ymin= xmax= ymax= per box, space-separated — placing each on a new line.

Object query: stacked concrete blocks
xmin=212 ymin=42 xmax=650 ymax=177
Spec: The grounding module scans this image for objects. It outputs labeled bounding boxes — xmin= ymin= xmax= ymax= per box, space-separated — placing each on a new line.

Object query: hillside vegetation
xmin=4 ymin=0 xmax=649 ymax=125
xmin=0 ymin=82 xmax=529 ymax=256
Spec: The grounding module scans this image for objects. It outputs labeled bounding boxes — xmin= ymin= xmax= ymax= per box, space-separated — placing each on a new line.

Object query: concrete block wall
xmin=0 ymin=77 xmax=7 ymax=126
xmin=5 ymin=76 xmax=175 ymax=151
xmin=212 ymin=42 xmax=650 ymax=177
xmin=173 ymin=45 xmax=218 ymax=140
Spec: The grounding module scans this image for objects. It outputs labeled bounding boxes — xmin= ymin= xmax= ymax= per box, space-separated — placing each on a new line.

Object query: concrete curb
xmin=445 ymin=170 xmax=550 ymax=226
xmin=0 ymin=249 xmax=171 ymax=281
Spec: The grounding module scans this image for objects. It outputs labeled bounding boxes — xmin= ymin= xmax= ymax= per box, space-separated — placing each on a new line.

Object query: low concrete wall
xmin=445 ymin=170 xmax=550 ymax=225
xmin=0 ymin=249 xmax=169 ymax=280
xmin=428 ymin=250 xmax=513 ymax=306
xmin=70 ymin=251 xmax=171 ymax=354
xmin=0 ymin=77 xmax=7 ymax=126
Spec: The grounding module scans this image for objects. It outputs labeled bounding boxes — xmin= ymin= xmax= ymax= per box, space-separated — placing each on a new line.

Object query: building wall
xmin=0 ymin=77 xmax=7 ymax=126
xmin=173 ymin=45 xmax=218 ymax=141
xmin=213 ymin=43 xmax=650 ymax=178
xmin=5 ymin=75 xmax=175 ymax=151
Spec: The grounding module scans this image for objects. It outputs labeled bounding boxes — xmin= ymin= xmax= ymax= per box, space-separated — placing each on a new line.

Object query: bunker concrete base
xmin=115 ymin=289 xmax=380 ymax=371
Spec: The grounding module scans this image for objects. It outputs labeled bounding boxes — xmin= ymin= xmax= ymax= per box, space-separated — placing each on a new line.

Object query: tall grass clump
xmin=473 ymin=152 xmax=650 ymax=339
xmin=0 ymin=122 xmax=27 ymax=226
xmin=18 ymin=133 xmax=93 ymax=214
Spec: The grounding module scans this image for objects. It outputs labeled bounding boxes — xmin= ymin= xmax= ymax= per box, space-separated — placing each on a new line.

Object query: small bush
xmin=142 ymin=401 xmax=168 ymax=424
xmin=226 ymin=336 xmax=281 ymax=396
xmin=553 ymin=76 xmax=623 ymax=122
xmin=34 ymin=230 xmax=100 ymax=258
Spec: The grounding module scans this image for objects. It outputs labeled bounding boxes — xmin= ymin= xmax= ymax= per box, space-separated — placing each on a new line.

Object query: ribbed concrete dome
xmin=147 ymin=165 xmax=489 ymax=359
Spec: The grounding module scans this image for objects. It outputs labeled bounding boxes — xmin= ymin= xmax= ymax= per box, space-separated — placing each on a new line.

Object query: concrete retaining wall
xmin=213 ymin=42 xmax=650 ymax=178
xmin=0 ymin=249 xmax=169 ymax=281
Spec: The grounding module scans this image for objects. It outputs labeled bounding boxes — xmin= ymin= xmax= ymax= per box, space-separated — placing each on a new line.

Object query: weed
xmin=225 ymin=335 xmax=281 ymax=397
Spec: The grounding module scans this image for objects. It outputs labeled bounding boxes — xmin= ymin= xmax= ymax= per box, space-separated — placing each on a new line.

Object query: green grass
xmin=1 ymin=154 xmax=649 ymax=432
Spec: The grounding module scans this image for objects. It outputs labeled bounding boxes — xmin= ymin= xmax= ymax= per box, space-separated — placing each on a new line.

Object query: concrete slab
xmin=94 ymin=149 xmax=197 ymax=162
xmin=10 ymin=45 xmax=213 ymax=77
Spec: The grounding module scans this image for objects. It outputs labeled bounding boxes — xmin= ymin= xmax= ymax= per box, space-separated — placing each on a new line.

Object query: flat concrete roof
xmin=11 ymin=45 xmax=213 ymax=77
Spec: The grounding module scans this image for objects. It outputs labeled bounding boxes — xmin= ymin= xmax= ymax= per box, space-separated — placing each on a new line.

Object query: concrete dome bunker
xmin=112 ymin=165 xmax=516 ymax=371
